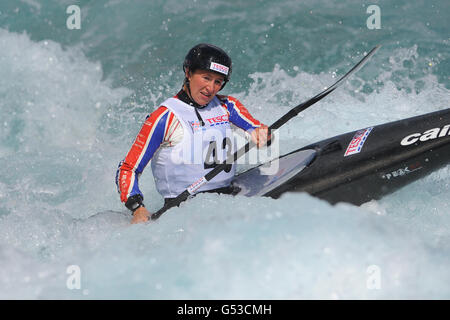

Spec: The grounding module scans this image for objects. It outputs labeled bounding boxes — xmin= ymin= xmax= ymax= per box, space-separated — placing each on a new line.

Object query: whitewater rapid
xmin=0 ymin=24 xmax=449 ymax=299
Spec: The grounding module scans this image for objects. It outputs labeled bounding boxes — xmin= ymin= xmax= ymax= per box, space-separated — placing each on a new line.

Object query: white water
xmin=0 ymin=30 xmax=449 ymax=299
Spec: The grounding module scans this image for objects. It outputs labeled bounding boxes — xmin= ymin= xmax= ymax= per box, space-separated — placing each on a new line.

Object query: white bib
xmin=151 ymin=97 xmax=236 ymax=198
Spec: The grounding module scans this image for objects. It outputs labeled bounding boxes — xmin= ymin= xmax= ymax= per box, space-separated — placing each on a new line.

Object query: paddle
xmin=150 ymin=45 xmax=381 ymax=221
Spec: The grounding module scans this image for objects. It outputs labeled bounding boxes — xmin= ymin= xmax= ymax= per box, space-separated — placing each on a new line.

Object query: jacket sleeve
xmin=220 ymin=95 xmax=263 ymax=131
xmin=115 ymin=106 xmax=173 ymax=206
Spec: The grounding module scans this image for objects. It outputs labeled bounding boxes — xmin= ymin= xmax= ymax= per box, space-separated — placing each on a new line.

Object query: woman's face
xmin=186 ymin=69 xmax=225 ymax=106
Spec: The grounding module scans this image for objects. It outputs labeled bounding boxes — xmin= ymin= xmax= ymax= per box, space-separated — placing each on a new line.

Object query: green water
xmin=0 ymin=0 xmax=449 ymax=299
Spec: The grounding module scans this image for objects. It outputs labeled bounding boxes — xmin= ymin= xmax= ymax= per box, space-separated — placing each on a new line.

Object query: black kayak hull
xmin=234 ymin=108 xmax=450 ymax=206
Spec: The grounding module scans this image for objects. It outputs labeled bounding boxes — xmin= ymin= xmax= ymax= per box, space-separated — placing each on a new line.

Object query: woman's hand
xmin=250 ymin=124 xmax=271 ymax=148
xmin=131 ymin=206 xmax=151 ymax=224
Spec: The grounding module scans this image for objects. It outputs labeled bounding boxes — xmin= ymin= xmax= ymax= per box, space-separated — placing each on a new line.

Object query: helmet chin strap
xmin=183 ymin=73 xmax=206 ymax=126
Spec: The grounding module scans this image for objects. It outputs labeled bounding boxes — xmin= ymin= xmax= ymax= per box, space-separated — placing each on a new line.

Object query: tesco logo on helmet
xmin=401 ymin=125 xmax=450 ymax=146
xmin=210 ymin=62 xmax=229 ymax=76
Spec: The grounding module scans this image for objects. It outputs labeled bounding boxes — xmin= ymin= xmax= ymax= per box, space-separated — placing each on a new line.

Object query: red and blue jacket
xmin=116 ymin=90 xmax=263 ymax=206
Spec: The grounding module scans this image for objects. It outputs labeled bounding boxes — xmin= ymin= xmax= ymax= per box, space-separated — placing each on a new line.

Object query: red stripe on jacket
xmin=118 ymin=106 xmax=169 ymax=202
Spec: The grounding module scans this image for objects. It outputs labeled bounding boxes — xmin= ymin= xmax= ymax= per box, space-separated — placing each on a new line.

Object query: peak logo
xmin=401 ymin=125 xmax=450 ymax=146
xmin=381 ymin=163 xmax=423 ymax=180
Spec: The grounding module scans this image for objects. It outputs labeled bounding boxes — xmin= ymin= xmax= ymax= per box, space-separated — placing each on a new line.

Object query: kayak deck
xmin=232 ymin=108 xmax=450 ymax=205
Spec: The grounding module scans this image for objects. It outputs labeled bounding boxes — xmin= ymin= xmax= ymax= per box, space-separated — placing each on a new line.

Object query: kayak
xmin=232 ymin=108 xmax=450 ymax=205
